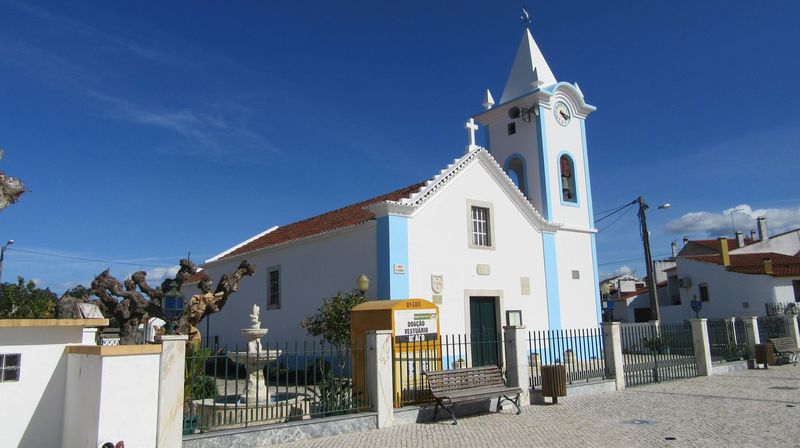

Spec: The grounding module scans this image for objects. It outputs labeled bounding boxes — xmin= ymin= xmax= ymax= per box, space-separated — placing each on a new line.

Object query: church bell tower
xmin=473 ymin=25 xmax=596 ymax=229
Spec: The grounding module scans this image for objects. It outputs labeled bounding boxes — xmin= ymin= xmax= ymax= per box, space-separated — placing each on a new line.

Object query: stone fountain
xmin=193 ymin=305 xmax=308 ymax=431
xmin=226 ymin=304 xmax=281 ymax=403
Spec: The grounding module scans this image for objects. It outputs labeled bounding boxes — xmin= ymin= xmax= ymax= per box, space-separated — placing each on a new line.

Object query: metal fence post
xmin=602 ymin=322 xmax=624 ymax=390
xmin=366 ymin=330 xmax=393 ymax=429
xmin=743 ymin=316 xmax=760 ymax=358
xmin=155 ymin=334 xmax=188 ymax=448
xmin=785 ymin=315 xmax=800 ymax=350
xmin=503 ymin=325 xmax=530 ymax=406
xmin=690 ymin=319 xmax=712 ymax=376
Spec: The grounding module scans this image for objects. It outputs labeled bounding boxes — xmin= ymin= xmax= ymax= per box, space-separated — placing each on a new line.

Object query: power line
xmin=594 ymin=200 xmax=635 ymax=218
xmin=597 ymin=252 xmax=672 ymax=266
xmin=597 ymin=205 xmax=635 ymax=232
xmin=9 ymin=248 xmax=173 ymax=269
xmin=595 ymin=202 xmax=635 ymax=224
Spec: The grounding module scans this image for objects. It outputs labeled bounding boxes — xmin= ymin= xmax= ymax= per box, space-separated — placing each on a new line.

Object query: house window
xmin=267 ymin=268 xmax=281 ymax=309
xmin=471 ymin=206 xmax=491 ymax=247
xmin=699 ymin=283 xmax=710 ymax=302
xmin=0 ymin=354 xmax=21 ymax=382
xmin=507 ymin=122 xmax=516 ymax=135
xmin=559 ymin=154 xmax=577 ymax=203
xmin=793 ymin=280 xmax=800 ymax=302
xmin=571 ymin=270 xmax=580 ymax=280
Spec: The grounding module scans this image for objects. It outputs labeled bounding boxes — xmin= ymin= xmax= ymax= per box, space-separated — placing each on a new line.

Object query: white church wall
xmin=407 ymin=160 xmax=549 ymax=335
xmin=201 ymin=223 xmax=378 ymax=346
xmin=554 ymin=230 xmax=600 ymax=329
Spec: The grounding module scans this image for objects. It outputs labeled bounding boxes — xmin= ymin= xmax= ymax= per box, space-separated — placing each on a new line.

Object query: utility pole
xmin=0 ymin=240 xmax=13 ymax=286
xmin=637 ymin=197 xmax=660 ymax=321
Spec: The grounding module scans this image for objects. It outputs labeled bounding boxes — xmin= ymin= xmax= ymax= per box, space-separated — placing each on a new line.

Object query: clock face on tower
xmin=553 ymin=101 xmax=571 ymax=126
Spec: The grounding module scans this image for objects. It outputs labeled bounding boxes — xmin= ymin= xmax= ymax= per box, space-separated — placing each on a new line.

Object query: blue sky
xmin=1 ymin=0 xmax=799 ymax=292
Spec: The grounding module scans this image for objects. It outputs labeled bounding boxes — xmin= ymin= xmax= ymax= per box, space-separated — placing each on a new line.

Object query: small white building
xmin=187 ymin=26 xmax=602 ymax=346
xmin=654 ymin=219 xmax=800 ymax=322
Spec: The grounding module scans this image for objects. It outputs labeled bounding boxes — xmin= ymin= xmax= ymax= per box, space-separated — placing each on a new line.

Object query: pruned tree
xmin=0 ymin=150 xmax=25 ymax=210
xmin=91 ymin=259 xmax=255 ymax=345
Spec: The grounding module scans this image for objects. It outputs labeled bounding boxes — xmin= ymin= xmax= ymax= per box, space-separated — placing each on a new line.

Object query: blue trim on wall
xmin=556 ymin=150 xmax=580 ymax=208
xmin=503 ymin=153 xmax=529 ymax=197
xmin=536 ymin=106 xmax=551 ymax=220
xmin=590 ymin=234 xmax=602 ymax=324
xmin=580 ymin=120 xmax=595 ymax=227
xmin=542 ymin=233 xmax=561 ymax=330
xmin=376 ymin=215 xmax=409 ymax=299
xmin=581 ymin=119 xmax=602 ymax=324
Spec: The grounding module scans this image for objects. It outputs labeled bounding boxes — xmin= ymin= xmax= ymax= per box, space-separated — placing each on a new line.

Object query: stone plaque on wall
xmin=432 ymin=295 xmax=443 ymax=305
xmin=520 ymin=277 xmax=531 ymax=295
xmin=476 ymin=264 xmax=490 ymax=275
xmin=431 ymin=274 xmax=443 ymax=294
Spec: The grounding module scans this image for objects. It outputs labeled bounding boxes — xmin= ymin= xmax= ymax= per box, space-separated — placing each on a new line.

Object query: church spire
xmin=499 ymin=26 xmax=557 ymax=104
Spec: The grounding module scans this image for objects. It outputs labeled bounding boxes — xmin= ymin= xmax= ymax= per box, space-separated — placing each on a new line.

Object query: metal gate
xmin=621 ymin=322 xmax=697 ymax=387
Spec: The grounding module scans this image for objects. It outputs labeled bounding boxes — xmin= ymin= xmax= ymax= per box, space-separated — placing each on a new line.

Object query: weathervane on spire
xmin=521 ymin=7 xmax=531 ymax=28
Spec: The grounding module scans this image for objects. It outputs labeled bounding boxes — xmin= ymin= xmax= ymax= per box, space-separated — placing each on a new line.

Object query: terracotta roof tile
xmin=686 ymin=252 xmax=800 ymax=277
xmin=219 ymin=182 xmax=425 ymax=260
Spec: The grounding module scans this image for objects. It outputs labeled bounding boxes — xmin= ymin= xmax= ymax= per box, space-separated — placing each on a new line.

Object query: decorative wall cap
xmin=66 ymin=344 xmax=162 ymax=357
xmin=0 ymin=318 xmax=109 ymax=328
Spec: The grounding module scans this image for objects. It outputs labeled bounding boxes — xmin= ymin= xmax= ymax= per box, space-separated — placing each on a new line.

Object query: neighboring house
xmin=657 ymin=218 xmax=800 ymax=322
xmin=184 ymin=27 xmax=602 ymax=346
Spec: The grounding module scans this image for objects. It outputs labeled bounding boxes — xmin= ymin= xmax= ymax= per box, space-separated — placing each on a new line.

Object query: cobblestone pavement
xmin=279 ymin=366 xmax=800 ymax=447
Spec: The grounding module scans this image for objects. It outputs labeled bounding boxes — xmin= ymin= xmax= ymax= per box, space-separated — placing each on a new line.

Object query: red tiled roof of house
xmin=218 ymin=182 xmax=426 ymax=261
xmin=183 ymin=271 xmax=205 ymax=284
xmin=686 ymin=252 xmax=800 ymax=277
xmin=690 ymin=238 xmax=745 ymax=252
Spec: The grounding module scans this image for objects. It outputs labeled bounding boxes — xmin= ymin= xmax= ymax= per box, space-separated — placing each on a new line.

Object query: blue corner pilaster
xmin=581 ymin=119 xmax=602 ymax=324
xmin=377 ymin=215 xmax=410 ymax=299
xmin=536 ymin=106 xmax=551 ymax=220
xmin=542 ymin=232 xmax=561 ymax=330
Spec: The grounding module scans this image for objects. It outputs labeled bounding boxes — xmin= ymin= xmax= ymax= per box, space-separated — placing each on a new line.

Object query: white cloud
xmin=616 ymin=265 xmax=634 ymax=275
xmin=145 ymin=266 xmax=181 ymax=285
xmin=665 ymin=204 xmax=800 ymax=236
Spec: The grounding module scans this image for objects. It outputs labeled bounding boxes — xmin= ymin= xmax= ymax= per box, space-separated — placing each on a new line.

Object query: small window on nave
xmin=559 ymin=154 xmax=577 ymax=203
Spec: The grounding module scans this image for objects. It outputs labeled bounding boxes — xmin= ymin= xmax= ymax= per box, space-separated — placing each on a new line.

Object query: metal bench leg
xmin=439 ymin=403 xmax=458 ymax=425
xmin=498 ymin=395 xmax=522 ymax=415
xmin=432 ymin=401 xmax=440 ymax=422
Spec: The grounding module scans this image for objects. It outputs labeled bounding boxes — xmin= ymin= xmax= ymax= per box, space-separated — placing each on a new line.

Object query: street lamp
xmin=729 ymin=208 xmax=745 ymax=234
xmin=162 ymin=279 xmax=185 ymax=335
xmin=636 ymin=197 xmax=670 ymax=322
xmin=356 ymin=274 xmax=370 ymax=298
xmin=0 ymin=239 xmax=14 ymax=286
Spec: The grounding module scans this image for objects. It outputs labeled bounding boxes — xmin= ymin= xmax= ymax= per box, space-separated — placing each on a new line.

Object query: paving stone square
xmin=277 ymin=366 xmax=800 ymax=447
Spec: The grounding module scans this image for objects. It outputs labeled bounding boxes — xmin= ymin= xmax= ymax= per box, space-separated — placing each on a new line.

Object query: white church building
xmin=186 ymin=27 xmax=601 ymax=345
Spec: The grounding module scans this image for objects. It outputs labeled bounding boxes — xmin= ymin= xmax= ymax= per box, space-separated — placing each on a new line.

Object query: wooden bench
xmin=423 ymin=365 xmax=521 ymax=425
xmin=767 ymin=337 xmax=799 ymax=366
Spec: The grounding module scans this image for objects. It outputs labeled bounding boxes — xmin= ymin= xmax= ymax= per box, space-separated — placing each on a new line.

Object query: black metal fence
xmin=620 ymin=322 xmax=697 ymax=387
xmin=765 ymin=302 xmax=800 ymax=317
xmin=757 ymin=316 xmax=791 ymax=341
xmin=707 ymin=319 xmax=748 ymax=363
xmin=183 ymin=339 xmax=370 ymax=434
xmin=393 ymin=332 xmax=504 ymax=407
xmin=527 ymin=327 xmax=606 ymax=388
